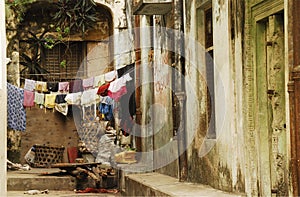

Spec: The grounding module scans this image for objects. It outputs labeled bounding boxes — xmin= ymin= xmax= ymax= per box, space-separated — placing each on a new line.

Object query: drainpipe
xmin=173 ymin=0 xmax=187 ymax=182
xmin=134 ymin=15 xmax=142 ymax=153
xmin=289 ymin=0 xmax=300 ymax=195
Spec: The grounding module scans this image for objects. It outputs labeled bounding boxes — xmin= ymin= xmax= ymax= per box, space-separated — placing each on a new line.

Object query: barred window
xmin=43 ymin=42 xmax=85 ymax=81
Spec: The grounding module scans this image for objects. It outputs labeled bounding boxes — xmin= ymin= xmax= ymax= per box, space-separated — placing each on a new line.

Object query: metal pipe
xmin=173 ymin=0 xmax=187 ymax=182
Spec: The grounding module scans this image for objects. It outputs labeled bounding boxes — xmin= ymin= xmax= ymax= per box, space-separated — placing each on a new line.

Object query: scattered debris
xmin=24 ymin=189 xmax=49 ymax=195
xmin=75 ymin=187 xmax=118 ymax=194
xmin=114 ymin=150 xmax=136 ymax=164
xmin=7 ymin=159 xmax=30 ymax=171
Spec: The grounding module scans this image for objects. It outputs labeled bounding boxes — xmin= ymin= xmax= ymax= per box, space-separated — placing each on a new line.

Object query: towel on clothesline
xmin=94 ymin=75 xmax=105 ymax=87
xmin=104 ymin=71 xmax=117 ymax=82
xmin=35 ymin=81 xmax=48 ymax=92
xmin=24 ymin=79 xmax=36 ymax=91
xmin=82 ymin=77 xmax=94 ymax=90
xmin=69 ymin=79 xmax=83 ymax=93
xmin=44 ymin=94 xmax=57 ymax=109
xmin=34 ymin=92 xmax=45 ymax=105
xmin=65 ymin=92 xmax=82 ymax=105
xmin=58 ymin=82 xmax=69 ymax=92
xmin=23 ymin=90 xmax=35 ymax=107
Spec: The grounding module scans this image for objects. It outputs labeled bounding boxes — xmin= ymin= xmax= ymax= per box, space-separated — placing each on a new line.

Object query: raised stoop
xmin=124 ymin=172 xmax=245 ymax=197
xmin=7 ymin=168 xmax=76 ymax=191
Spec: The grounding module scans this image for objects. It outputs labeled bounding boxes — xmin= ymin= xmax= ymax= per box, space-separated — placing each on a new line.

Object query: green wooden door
xmin=257 ymin=13 xmax=287 ymax=196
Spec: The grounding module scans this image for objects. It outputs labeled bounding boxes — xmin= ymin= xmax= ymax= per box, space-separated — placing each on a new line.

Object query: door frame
xmin=244 ymin=0 xmax=286 ymax=196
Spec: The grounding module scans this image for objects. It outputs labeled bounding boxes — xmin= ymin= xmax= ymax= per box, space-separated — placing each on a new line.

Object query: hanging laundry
xmin=24 ymin=79 xmax=36 ymax=91
xmin=44 ymin=93 xmax=57 ymax=109
xmin=97 ymin=83 xmax=110 ymax=97
xmin=98 ymin=103 xmax=114 ymax=121
xmin=23 ymin=90 xmax=35 ymax=108
xmin=34 ymin=92 xmax=45 ymax=106
xmin=58 ymin=82 xmax=69 ymax=93
xmin=47 ymin=82 xmax=59 ymax=92
xmin=82 ymin=77 xmax=94 ymax=90
xmin=35 ymin=81 xmax=48 ymax=92
xmin=55 ymin=103 xmax=68 ymax=116
xmin=104 ymin=70 xmax=117 ymax=82
xmin=100 ymin=96 xmax=115 ymax=106
xmin=81 ymin=88 xmax=99 ymax=107
xmin=94 ymin=74 xmax=105 ymax=87
xmin=108 ymin=86 xmax=127 ymax=102
xmin=65 ymin=92 xmax=82 ymax=105
xmin=7 ymin=83 xmax=26 ymax=131
xmin=108 ymin=73 xmax=132 ymax=92
xmin=69 ymin=79 xmax=83 ymax=93
xmin=55 ymin=94 xmax=67 ymax=104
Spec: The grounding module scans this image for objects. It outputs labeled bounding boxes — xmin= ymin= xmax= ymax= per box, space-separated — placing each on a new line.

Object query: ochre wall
xmin=20 ymin=106 xmax=79 ymax=164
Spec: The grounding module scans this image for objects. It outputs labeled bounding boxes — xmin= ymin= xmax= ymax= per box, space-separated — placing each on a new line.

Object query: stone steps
xmin=7 ymin=168 xmax=76 ymax=191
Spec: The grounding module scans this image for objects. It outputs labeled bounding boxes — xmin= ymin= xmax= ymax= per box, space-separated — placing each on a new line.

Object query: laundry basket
xmin=33 ymin=144 xmax=65 ymax=167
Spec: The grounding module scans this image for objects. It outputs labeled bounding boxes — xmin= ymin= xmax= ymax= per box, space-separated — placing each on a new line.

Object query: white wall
xmin=0 ymin=0 xmax=7 ymax=195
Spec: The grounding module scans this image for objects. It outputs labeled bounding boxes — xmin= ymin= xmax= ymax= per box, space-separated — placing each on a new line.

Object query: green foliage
xmin=5 ymin=0 xmax=35 ymax=22
xmin=60 ymin=60 xmax=67 ymax=68
xmin=20 ymin=53 xmax=49 ymax=81
xmin=53 ymin=0 xmax=99 ymax=38
xmin=20 ymin=29 xmax=57 ymax=80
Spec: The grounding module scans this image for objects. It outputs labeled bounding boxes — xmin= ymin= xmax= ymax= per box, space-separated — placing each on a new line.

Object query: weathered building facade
xmin=131 ymin=0 xmax=295 ymax=196
xmin=4 ymin=0 xmax=300 ymax=196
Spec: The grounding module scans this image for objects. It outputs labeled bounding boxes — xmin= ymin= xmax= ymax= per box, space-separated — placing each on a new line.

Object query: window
xmin=205 ymin=7 xmax=216 ymax=139
xmin=43 ymin=42 xmax=85 ymax=81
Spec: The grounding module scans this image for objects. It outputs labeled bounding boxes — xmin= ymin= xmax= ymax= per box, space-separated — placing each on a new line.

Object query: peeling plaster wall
xmin=152 ymin=14 xmax=178 ymax=178
xmin=183 ymin=0 xmax=246 ymax=193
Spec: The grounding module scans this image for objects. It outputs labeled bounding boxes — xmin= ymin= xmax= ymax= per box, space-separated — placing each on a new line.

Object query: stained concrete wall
xmin=20 ymin=107 xmax=80 ymax=164
xmin=182 ymin=0 xmax=245 ymax=193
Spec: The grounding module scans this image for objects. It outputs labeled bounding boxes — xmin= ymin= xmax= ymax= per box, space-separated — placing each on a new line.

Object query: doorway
xmin=256 ymin=12 xmax=288 ymax=196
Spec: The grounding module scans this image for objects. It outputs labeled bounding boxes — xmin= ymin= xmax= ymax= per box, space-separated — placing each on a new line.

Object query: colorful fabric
xmin=100 ymin=96 xmax=115 ymax=106
xmin=69 ymin=79 xmax=83 ymax=93
xmin=82 ymin=77 xmax=94 ymax=90
xmin=24 ymin=79 xmax=36 ymax=91
xmin=94 ymin=75 xmax=105 ymax=87
xmin=58 ymin=82 xmax=69 ymax=92
xmin=44 ymin=94 xmax=57 ymax=108
xmin=108 ymin=86 xmax=127 ymax=102
xmin=98 ymin=103 xmax=114 ymax=121
xmin=35 ymin=81 xmax=48 ymax=92
xmin=7 ymin=83 xmax=26 ymax=131
xmin=23 ymin=90 xmax=35 ymax=107
xmin=108 ymin=73 xmax=132 ymax=93
xmin=34 ymin=92 xmax=45 ymax=105
xmin=97 ymin=83 xmax=110 ymax=96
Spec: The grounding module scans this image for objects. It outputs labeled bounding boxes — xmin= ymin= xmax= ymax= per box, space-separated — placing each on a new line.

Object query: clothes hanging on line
xmin=23 ymin=90 xmax=35 ymax=108
xmin=47 ymin=82 xmax=59 ymax=92
xmin=24 ymin=79 xmax=36 ymax=92
xmin=82 ymin=77 xmax=94 ymax=90
xmin=58 ymin=82 xmax=69 ymax=93
xmin=7 ymin=83 xmax=26 ymax=131
xmin=69 ymin=79 xmax=83 ymax=93
xmin=34 ymin=92 xmax=45 ymax=106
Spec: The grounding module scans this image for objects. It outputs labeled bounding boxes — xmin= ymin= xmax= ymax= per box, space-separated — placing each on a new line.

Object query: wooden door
xmin=257 ymin=13 xmax=288 ymax=196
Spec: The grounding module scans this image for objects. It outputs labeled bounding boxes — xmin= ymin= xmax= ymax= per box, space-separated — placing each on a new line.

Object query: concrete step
xmin=7 ymin=168 xmax=76 ymax=191
xmin=124 ymin=172 xmax=245 ymax=196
